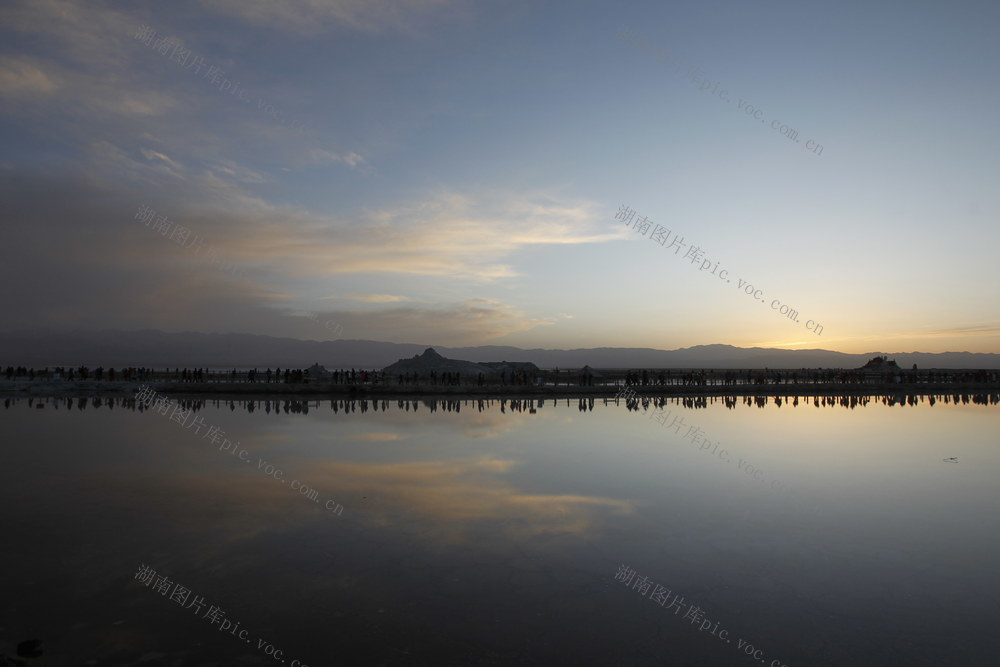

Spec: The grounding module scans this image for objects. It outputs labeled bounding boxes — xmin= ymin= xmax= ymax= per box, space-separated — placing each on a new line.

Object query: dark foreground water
xmin=2 ymin=394 xmax=999 ymax=666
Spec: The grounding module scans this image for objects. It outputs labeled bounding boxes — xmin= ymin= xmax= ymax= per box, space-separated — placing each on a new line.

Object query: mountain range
xmin=1 ymin=330 xmax=998 ymax=369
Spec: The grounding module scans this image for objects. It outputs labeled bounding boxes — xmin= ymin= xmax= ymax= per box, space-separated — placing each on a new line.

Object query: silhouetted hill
xmin=1 ymin=329 xmax=998 ymax=369
xmin=384 ymin=347 xmax=491 ymax=375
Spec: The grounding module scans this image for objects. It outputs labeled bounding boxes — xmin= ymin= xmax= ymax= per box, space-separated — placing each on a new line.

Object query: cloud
xmin=923 ymin=323 xmax=1000 ymax=337
xmin=341 ymin=294 xmax=412 ymax=303
xmin=344 ymin=432 xmax=405 ymax=442
xmin=290 ymin=456 xmax=635 ymax=539
xmin=139 ymin=148 xmax=184 ymax=173
xmin=0 ymin=42 xmax=184 ymax=122
xmin=294 ymin=298 xmax=552 ymax=345
xmin=0 ymin=57 xmax=56 ymax=96
xmin=208 ymin=159 xmax=267 ymax=184
xmin=0 ymin=0 xmax=136 ymax=70
xmin=301 ymin=190 xmax=618 ymax=280
xmin=202 ymin=0 xmax=467 ymax=36
xmin=0 ymin=160 xmax=611 ymax=341
xmin=0 ymin=0 xmax=357 ymax=167
xmin=86 ymin=449 xmax=635 ymax=547
xmin=310 ymin=148 xmax=366 ymax=168
xmin=110 ymin=184 xmax=614 ymax=283
xmin=826 ymin=323 xmax=1000 ymax=349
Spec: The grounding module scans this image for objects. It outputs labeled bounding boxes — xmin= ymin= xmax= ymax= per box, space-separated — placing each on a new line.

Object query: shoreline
xmin=2 ymin=379 xmax=998 ymax=400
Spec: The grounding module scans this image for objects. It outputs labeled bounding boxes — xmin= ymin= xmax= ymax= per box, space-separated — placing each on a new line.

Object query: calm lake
xmin=2 ymin=394 xmax=998 ymax=666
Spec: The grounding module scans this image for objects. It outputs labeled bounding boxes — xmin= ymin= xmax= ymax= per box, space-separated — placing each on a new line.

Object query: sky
xmin=1 ymin=0 xmax=998 ymax=354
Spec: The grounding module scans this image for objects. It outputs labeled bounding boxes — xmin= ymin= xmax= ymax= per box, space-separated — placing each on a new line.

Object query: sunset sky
xmin=2 ymin=0 xmax=998 ymax=354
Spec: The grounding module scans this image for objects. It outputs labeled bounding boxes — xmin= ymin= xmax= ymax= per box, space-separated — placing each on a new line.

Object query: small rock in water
xmin=16 ymin=638 xmax=43 ymax=657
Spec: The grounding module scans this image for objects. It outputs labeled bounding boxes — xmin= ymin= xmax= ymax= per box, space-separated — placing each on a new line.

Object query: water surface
xmin=2 ymin=394 xmax=998 ymax=665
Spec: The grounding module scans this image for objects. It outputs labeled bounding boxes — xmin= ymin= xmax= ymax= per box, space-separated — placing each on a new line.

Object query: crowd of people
xmin=619 ymin=368 xmax=999 ymax=387
xmin=1 ymin=365 xmax=381 ymax=385
xmin=3 ymin=365 xmax=157 ymax=382
xmin=3 ymin=364 xmax=998 ymax=389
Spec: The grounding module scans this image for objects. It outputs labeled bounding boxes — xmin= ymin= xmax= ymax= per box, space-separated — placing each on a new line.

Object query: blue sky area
xmin=1 ymin=0 xmax=998 ymax=353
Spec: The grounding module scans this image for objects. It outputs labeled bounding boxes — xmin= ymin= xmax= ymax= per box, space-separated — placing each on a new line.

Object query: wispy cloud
xmin=924 ymin=323 xmax=1000 ymax=337
xmin=0 ymin=57 xmax=56 ymax=96
xmin=295 ymin=456 xmax=635 ymax=539
xmin=202 ymin=0 xmax=467 ymax=36
xmin=282 ymin=298 xmax=550 ymax=345
xmin=341 ymin=294 xmax=412 ymax=303
xmin=344 ymin=432 xmax=406 ymax=442
xmin=309 ymin=148 xmax=366 ymax=168
xmin=0 ymin=0 xmax=137 ymax=69
xmin=1 ymin=149 xmax=615 ymax=338
xmin=139 ymin=148 xmax=184 ymax=173
xmin=127 ymin=187 xmax=613 ymax=282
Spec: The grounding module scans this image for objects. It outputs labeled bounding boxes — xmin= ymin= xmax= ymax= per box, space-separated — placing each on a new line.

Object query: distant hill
xmin=859 ymin=355 xmax=903 ymax=371
xmin=0 ymin=329 xmax=998 ymax=369
xmin=384 ymin=348 xmax=491 ymax=375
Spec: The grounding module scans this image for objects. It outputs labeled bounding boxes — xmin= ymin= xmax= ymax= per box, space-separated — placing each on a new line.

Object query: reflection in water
xmin=6 ymin=391 xmax=999 ymax=414
xmin=1 ymin=395 xmax=998 ymax=666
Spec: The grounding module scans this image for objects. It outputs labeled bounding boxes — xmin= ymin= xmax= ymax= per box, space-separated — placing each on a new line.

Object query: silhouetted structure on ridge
xmin=859 ymin=355 xmax=901 ymax=371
